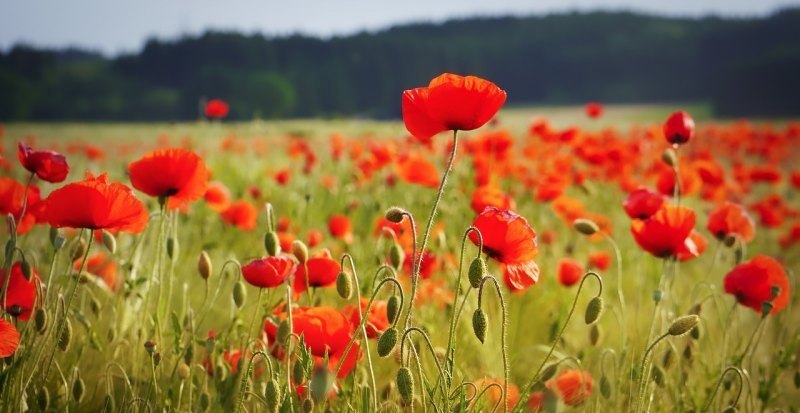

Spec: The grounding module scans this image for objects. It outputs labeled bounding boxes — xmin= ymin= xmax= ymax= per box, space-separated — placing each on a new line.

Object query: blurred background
xmin=2 ymin=0 xmax=799 ymax=121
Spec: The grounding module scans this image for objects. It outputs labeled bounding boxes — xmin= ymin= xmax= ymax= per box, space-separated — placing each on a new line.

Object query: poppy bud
xmin=264 ymin=232 xmax=280 ymax=256
xmin=47 ymin=227 xmax=64 ymax=251
xmin=292 ymin=240 xmax=309 ymax=264
xmin=690 ymin=325 xmax=700 ymax=340
xmin=668 ymin=315 xmax=699 ymax=336
xmin=600 ymin=375 xmax=611 ymax=399
xmin=20 ymin=259 xmax=32 ymax=280
xmin=71 ymin=238 xmax=87 ymax=261
xmin=90 ymin=296 xmax=101 ymax=315
xmin=72 ymin=374 xmax=85 ymax=402
xmin=293 ymin=361 xmax=306 ymax=384
xmin=397 ymin=367 xmax=415 ymax=404
xmin=589 ymin=324 xmax=600 ymax=346
xmin=198 ymin=251 xmax=212 ymax=280
xmin=770 ymin=285 xmax=781 ymax=300
xmin=651 ymin=365 xmax=665 ymax=387
xmin=4 ymin=238 xmax=14 ymax=261
xmin=385 ymin=207 xmax=407 ymax=224
xmin=264 ymin=379 xmax=281 ymax=413
xmin=723 ymin=234 xmax=737 ymax=248
xmin=310 ymin=366 xmax=333 ymax=402
xmin=683 ymin=343 xmax=693 ymax=361
xmin=199 ymin=391 xmax=210 ymax=411
xmin=761 ymin=301 xmax=774 ymax=318
xmin=100 ymin=230 xmax=116 ymax=254
xmin=468 ymin=257 xmax=487 ymax=289
xmin=539 ymin=363 xmax=558 ymax=383
xmin=662 ymin=348 xmax=674 ymax=369
xmin=144 ymin=340 xmax=157 ymax=354
xmin=103 ymin=394 xmax=115 ymax=412
xmin=377 ymin=327 xmax=399 ymax=357
xmin=153 ymin=352 xmax=162 ymax=366
xmin=35 ymin=308 xmax=48 ymax=334
xmin=37 ymin=388 xmax=50 ymax=410
xmin=177 ymin=362 xmax=191 ymax=380
xmin=794 ymin=370 xmax=800 ymax=389
xmin=387 ymin=295 xmax=401 ymax=325
xmin=233 ymin=281 xmax=246 ymax=308
xmin=302 ymin=398 xmax=314 ymax=413
xmin=661 ymin=148 xmax=678 ymax=167
xmin=107 ymin=326 xmax=117 ymax=343
xmin=585 ymin=296 xmax=604 ymax=324
xmin=389 ymin=244 xmax=404 ymax=270
xmin=166 ymin=238 xmax=176 ymax=259
xmin=472 ymin=309 xmax=488 ymax=344
xmin=573 ymin=218 xmax=599 ymax=236
xmin=653 ymin=289 xmax=663 ymax=303
xmin=276 ymin=320 xmax=290 ymax=345
xmin=59 ymin=319 xmax=73 ymax=351
xmin=184 ymin=342 xmax=194 ymax=364
xmin=336 ymin=272 xmax=352 ymax=300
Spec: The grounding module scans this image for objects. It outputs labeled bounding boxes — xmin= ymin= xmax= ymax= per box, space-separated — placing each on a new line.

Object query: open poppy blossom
xmin=623 ymin=188 xmax=665 ymax=219
xmin=663 ymin=111 xmax=695 ymax=145
xmin=0 ymin=319 xmax=20 ymax=358
xmin=471 ymin=185 xmax=516 ymax=214
xmin=18 ymin=142 xmax=70 ymax=183
xmin=328 ymin=214 xmax=353 ymax=243
xmin=205 ymin=99 xmax=229 ymax=119
xmin=294 ymin=249 xmax=340 ymax=293
xmin=220 ymin=200 xmax=258 ymax=231
xmin=203 ymin=181 xmax=232 ymax=212
xmin=402 ymin=73 xmax=507 ymax=141
xmin=76 ymin=253 xmax=120 ymax=292
xmin=403 ymin=249 xmax=439 ymax=279
xmin=344 ymin=298 xmax=391 ymax=339
xmin=707 ymin=201 xmax=756 ymax=243
xmin=242 ymin=256 xmax=296 ymax=289
xmin=677 ymin=230 xmax=707 ymax=261
xmin=42 ymin=172 xmax=148 ymax=233
xmin=724 ymin=255 xmax=789 ymax=315
xmin=128 ymin=148 xmax=209 ymax=210
xmin=394 ymin=155 xmax=440 ymax=188
xmin=588 ymin=251 xmax=611 ymax=270
xmin=0 ymin=262 xmax=38 ymax=321
xmin=0 ymin=177 xmax=42 ymax=234
xmin=551 ymin=369 xmax=593 ymax=406
xmin=557 ymin=258 xmax=584 ymax=287
xmin=631 ymin=204 xmax=696 ymax=258
xmin=469 ymin=207 xmax=539 ymax=289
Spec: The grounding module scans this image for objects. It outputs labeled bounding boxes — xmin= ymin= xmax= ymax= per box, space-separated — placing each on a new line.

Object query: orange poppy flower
xmin=724 ymin=255 xmax=789 ymax=315
xmin=205 ymin=99 xmax=229 ymax=119
xmin=663 ymin=111 xmax=695 ymax=145
xmin=551 ymin=369 xmax=593 ymax=406
xmin=557 ymin=258 xmax=584 ymax=287
xmin=203 ymin=181 xmax=232 ymax=212
xmin=470 ymin=207 xmax=539 ymax=288
xmin=0 ymin=177 xmax=42 ymax=234
xmin=17 ymin=142 xmax=70 ymax=183
xmin=76 ymin=253 xmax=120 ymax=292
xmin=242 ymin=256 xmax=296 ymax=289
xmin=128 ymin=148 xmax=209 ymax=210
xmin=623 ymin=188 xmax=665 ymax=219
xmin=0 ymin=262 xmax=38 ymax=321
xmin=631 ymin=204 xmax=696 ymax=258
xmin=328 ymin=215 xmax=353 ymax=243
xmin=678 ymin=230 xmax=707 ymax=262
xmin=394 ymin=155 xmax=440 ymax=188
xmin=0 ymin=319 xmax=20 ymax=358
xmin=306 ymin=229 xmax=324 ymax=247
xmin=344 ymin=298 xmax=390 ymax=339
xmin=294 ymin=249 xmax=340 ymax=293
xmin=402 ymin=73 xmax=506 ymax=141
xmin=42 ymin=172 xmax=148 ymax=233
xmin=471 ymin=185 xmax=516 ymax=214
xmin=220 ymin=200 xmax=258 ymax=231
xmin=588 ymin=251 xmax=611 ymax=270
xmin=707 ymin=201 xmax=756 ymax=243
xmin=469 ymin=378 xmax=520 ymax=409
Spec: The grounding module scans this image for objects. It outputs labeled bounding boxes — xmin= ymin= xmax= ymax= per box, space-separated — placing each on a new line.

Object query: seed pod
xmin=668 ymin=315 xmax=699 ymax=336
xmin=389 ymin=244 xmax=404 ymax=270
xmin=264 ymin=232 xmax=280 ymax=256
xmin=264 ymin=379 xmax=281 ymax=413
xmin=302 ymin=398 xmax=314 ymax=413
xmin=336 ymin=272 xmax=352 ymax=299
xmin=397 ymin=367 xmax=415 ymax=404
xmin=310 ymin=366 xmax=333 ymax=402
xmin=37 ymin=387 xmax=50 ymax=411
xmin=233 ymin=281 xmax=246 ymax=308
xmin=34 ymin=308 xmax=48 ymax=334
xmin=72 ymin=376 xmax=86 ymax=402
xmin=585 ymin=296 xmax=604 ymax=324
xmin=292 ymin=240 xmax=309 ymax=264
xmin=199 ymin=391 xmax=210 ymax=411
xmin=58 ymin=319 xmax=73 ymax=351
xmin=198 ymin=251 xmax=212 ymax=280
xmin=472 ymin=309 xmax=488 ymax=344
xmin=651 ymin=365 xmax=665 ymax=387
xmin=573 ymin=219 xmax=599 ymax=236
xmin=662 ymin=148 xmax=677 ymax=167
xmin=71 ymin=238 xmax=87 ymax=261
xmin=293 ymin=361 xmax=306 ymax=384
xmin=20 ymin=259 xmax=32 ymax=280
xmin=177 ymin=363 xmax=191 ymax=380
xmin=600 ymin=375 xmax=611 ymax=399
xmin=101 ymin=230 xmax=116 ymax=254
xmin=468 ymin=257 xmax=487 ymax=289
xmin=387 ymin=295 xmax=401 ymax=325
xmin=539 ymin=363 xmax=558 ymax=383
xmin=589 ymin=324 xmax=600 ymax=346
xmin=385 ymin=207 xmax=407 ymax=223
xmin=377 ymin=327 xmax=399 ymax=357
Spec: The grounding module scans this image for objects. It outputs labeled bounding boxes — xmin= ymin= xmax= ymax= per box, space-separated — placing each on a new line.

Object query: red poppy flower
xmin=220 ymin=200 xmax=258 ymax=231
xmin=402 ymin=73 xmax=507 ymax=141
xmin=623 ymin=188 xmax=665 ymax=219
xmin=588 ymin=251 xmax=611 ymax=271
xmin=724 ymin=255 xmax=789 ymax=315
xmin=0 ymin=177 xmax=42 ymax=234
xmin=17 ymin=142 xmax=70 ymax=183
xmin=328 ymin=215 xmax=353 ymax=243
xmin=471 ymin=185 xmax=516 ymax=214
xmin=584 ymin=102 xmax=603 ymax=119
xmin=205 ymin=99 xmax=229 ymax=119
xmin=294 ymin=250 xmax=340 ymax=293
xmin=663 ymin=111 xmax=695 ymax=145
xmin=203 ymin=181 xmax=231 ymax=212
xmin=470 ymin=207 xmax=539 ymax=288
xmin=469 ymin=378 xmax=520 ymax=409
xmin=344 ymin=298 xmax=390 ymax=339
xmin=242 ymin=256 xmax=296 ymax=289
xmin=42 ymin=172 xmax=148 ymax=233
xmin=76 ymin=253 xmax=120 ymax=292
xmin=551 ymin=369 xmax=593 ymax=406
xmin=678 ymin=230 xmax=707 ymax=262
xmin=395 ymin=155 xmax=440 ymax=188
xmin=128 ymin=148 xmax=209 ymax=210
xmin=307 ymin=230 xmax=323 ymax=247
xmin=707 ymin=201 xmax=756 ymax=243
xmin=557 ymin=258 xmax=584 ymax=287
xmin=403 ymin=249 xmax=439 ymax=279
xmin=0 ymin=319 xmax=20 ymax=358
xmin=0 ymin=262 xmax=38 ymax=321
xmin=631 ymin=204 xmax=696 ymax=258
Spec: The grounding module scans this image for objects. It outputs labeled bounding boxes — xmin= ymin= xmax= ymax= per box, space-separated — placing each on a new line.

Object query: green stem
xmin=477 ymin=276 xmax=509 ymax=413
xmin=635 ymin=333 xmax=669 ymax=413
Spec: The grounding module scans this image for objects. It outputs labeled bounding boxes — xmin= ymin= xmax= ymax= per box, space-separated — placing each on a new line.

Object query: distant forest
xmin=2 ymin=9 xmax=799 ymax=121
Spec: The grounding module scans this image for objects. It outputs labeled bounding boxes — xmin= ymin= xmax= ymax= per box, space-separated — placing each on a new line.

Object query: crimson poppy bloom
xmin=631 ymin=204 xmax=696 ymax=258
xmin=557 ymin=258 xmax=584 ymax=287
xmin=707 ymin=201 xmax=756 ymax=243
xmin=663 ymin=111 xmax=695 ymax=145
xmin=584 ymin=102 xmax=603 ymax=119
xmin=724 ymin=255 xmax=789 ymax=315
xmin=344 ymin=298 xmax=391 ymax=339
xmin=220 ymin=200 xmax=258 ymax=231
xmin=403 ymin=249 xmax=439 ymax=279
xmin=42 ymin=173 xmax=148 ymax=233
xmin=0 ymin=319 xmax=20 ymax=358
xmin=0 ymin=262 xmax=38 ymax=321
xmin=128 ymin=148 xmax=209 ymax=210
xmin=623 ymin=188 xmax=665 ymax=219
xmin=242 ymin=256 xmax=296 ymax=289
xmin=402 ymin=73 xmax=507 ymax=141
xmin=294 ymin=250 xmax=340 ymax=293
xmin=17 ymin=142 xmax=70 ymax=183
xmin=76 ymin=253 xmax=120 ymax=292
xmin=469 ymin=207 xmax=539 ymax=289
xmin=328 ymin=215 xmax=353 ymax=243
xmin=551 ymin=369 xmax=593 ymax=406
xmin=203 ymin=181 xmax=232 ymax=212
xmin=0 ymin=177 xmax=42 ymax=234
xmin=205 ymin=99 xmax=229 ymax=119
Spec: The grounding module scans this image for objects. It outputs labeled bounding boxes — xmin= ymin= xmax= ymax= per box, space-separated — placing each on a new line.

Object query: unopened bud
xmin=468 ymin=257 xmax=487 ymax=289
xmin=264 ymin=379 xmax=281 ymax=413
xmin=662 ymin=148 xmax=677 ymax=167
xmin=389 ymin=244 xmax=404 ymax=269
xmin=72 ymin=375 xmax=85 ymax=402
xmin=385 ymin=207 xmax=407 ymax=223
xmin=199 ymin=391 xmax=210 ymax=411
xmin=34 ymin=308 xmax=47 ymax=333
xmin=651 ymin=365 xmax=665 ymax=387
xmin=377 ymin=327 xmax=399 ymax=357
xmin=293 ymin=361 xmax=306 ymax=384
xmin=49 ymin=227 xmax=65 ymax=251
xmin=585 ymin=296 xmax=604 ymax=324
xmin=662 ymin=347 xmax=674 ymax=369
xmin=37 ymin=388 xmax=50 ymax=410
xmin=20 ymin=259 xmax=32 ymax=280
xmin=233 ymin=281 xmax=246 ymax=308
xmin=198 ymin=251 xmax=212 ymax=280
xmin=668 ymin=315 xmax=699 ymax=336
xmin=387 ymin=295 xmax=401 ymax=325
xmin=472 ymin=308 xmax=488 ymax=344
xmin=310 ymin=366 xmax=333 ymax=402
xmin=292 ymin=240 xmax=308 ymax=264
xmin=589 ymin=324 xmax=600 ymax=346
xmin=177 ymin=363 xmax=191 ymax=380
xmin=397 ymin=367 xmax=415 ymax=404
xmin=276 ymin=320 xmax=290 ymax=345
xmin=600 ymin=375 xmax=611 ymax=399
xmin=302 ymin=398 xmax=314 ymax=413
xmin=101 ymin=230 xmax=116 ymax=254
xmin=539 ymin=363 xmax=558 ymax=383
xmin=71 ymin=238 xmax=87 ymax=261
xmin=58 ymin=319 xmax=73 ymax=351
xmin=264 ymin=232 xmax=280 ymax=256
xmin=336 ymin=272 xmax=352 ymax=299
xmin=573 ymin=218 xmax=599 ymax=236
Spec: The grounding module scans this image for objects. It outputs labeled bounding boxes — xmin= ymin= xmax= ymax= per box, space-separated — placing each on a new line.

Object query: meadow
xmin=0 ymin=83 xmax=798 ymax=413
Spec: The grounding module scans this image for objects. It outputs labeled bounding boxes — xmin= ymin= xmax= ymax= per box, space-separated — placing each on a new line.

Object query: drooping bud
xmin=336 ymin=272 xmax=352 ymax=299
xmin=377 ymin=327 xmax=399 ymax=357
xmin=34 ymin=308 xmax=48 ymax=334
xmin=573 ymin=219 xmax=599 ymax=236
xmin=302 ymin=398 xmax=314 ymax=413
xmin=199 ymin=391 xmax=210 ymax=411
xmin=651 ymin=365 xmax=665 ymax=387
xmin=71 ymin=237 xmax=87 ymax=261
xmin=72 ymin=374 xmax=86 ymax=402
xmin=585 ymin=296 xmax=604 ymax=324
xmin=264 ymin=232 xmax=280 ymax=256
xmin=600 ymin=375 xmax=611 ymax=399
xmin=389 ymin=244 xmax=404 ymax=270
xmin=293 ymin=361 xmax=306 ymax=384
xmin=661 ymin=148 xmax=677 ymax=167
xmin=101 ymin=230 xmax=116 ymax=254
xmin=292 ymin=240 xmax=309 ymax=264
xmin=184 ymin=342 xmax=194 ymax=364
xmin=264 ymin=379 xmax=281 ymax=413
xmin=662 ymin=347 xmax=674 ymax=369
xmin=233 ymin=281 xmax=246 ymax=308
xmin=761 ymin=301 xmax=774 ymax=318
xmin=20 ymin=259 xmax=32 ymax=280
xmin=539 ymin=363 xmax=558 ymax=383
xmin=310 ymin=366 xmax=333 ymax=402
xmin=177 ymin=363 xmax=191 ymax=380
xmin=58 ymin=319 xmax=73 ymax=351
xmin=589 ymin=324 xmax=600 ymax=346
xmin=397 ymin=367 xmax=415 ymax=404
xmin=668 ymin=315 xmax=699 ymax=336
xmin=387 ymin=295 xmax=401 ymax=325
xmin=49 ymin=227 xmax=65 ymax=251
xmin=385 ymin=207 xmax=407 ymax=223
xmin=89 ymin=296 xmax=101 ymax=315
xmin=198 ymin=251 xmax=212 ymax=280
xmin=468 ymin=257 xmax=487 ymax=289
xmin=102 ymin=394 xmax=115 ymax=412
xmin=690 ymin=325 xmax=700 ymax=340
xmin=472 ymin=309 xmax=488 ymax=344
xmin=37 ymin=387 xmax=50 ymax=410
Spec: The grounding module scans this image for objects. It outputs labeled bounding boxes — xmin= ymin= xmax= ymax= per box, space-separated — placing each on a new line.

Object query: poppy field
xmin=1 ymin=74 xmax=799 ymax=413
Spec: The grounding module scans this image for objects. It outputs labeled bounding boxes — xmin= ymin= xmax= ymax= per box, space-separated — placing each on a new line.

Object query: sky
xmin=2 ymin=0 xmax=797 ymax=55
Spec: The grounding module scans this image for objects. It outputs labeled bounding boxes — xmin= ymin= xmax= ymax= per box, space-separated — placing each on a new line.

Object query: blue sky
xmin=2 ymin=0 xmax=797 ymax=54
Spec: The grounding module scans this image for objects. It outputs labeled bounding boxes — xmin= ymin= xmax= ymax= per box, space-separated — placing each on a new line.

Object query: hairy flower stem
xmin=341 ymin=253 xmax=378 ymax=410
xmin=235 ymin=351 xmax=275 ymax=413
xmin=635 ymin=333 xmax=669 ymax=413
xmin=477 ymin=276 xmax=510 ymax=413
xmin=702 ymin=366 xmax=744 ymax=412
xmin=603 ymin=233 xmax=628 ymax=349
